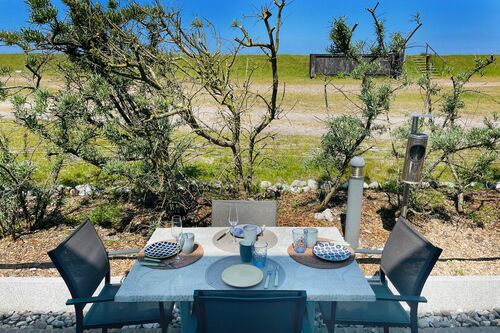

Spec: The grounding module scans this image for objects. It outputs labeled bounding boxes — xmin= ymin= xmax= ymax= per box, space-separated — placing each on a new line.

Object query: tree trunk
xmin=455 ymin=191 xmax=464 ymax=214
xmin=231 ymin=146 xmax=245 ymax=195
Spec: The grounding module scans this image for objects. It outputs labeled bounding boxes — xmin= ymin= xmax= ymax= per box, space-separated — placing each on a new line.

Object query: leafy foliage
xmin=0 ymin=134 xmax=64 ymax=239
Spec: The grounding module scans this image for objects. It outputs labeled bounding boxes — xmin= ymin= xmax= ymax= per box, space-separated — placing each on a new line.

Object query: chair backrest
xmin=48 ymin=219 xmax=110 ymax=299
xmin=211 ymin=200 xmax=277 ymax=227
xmin=381 ymin=217 xmax=442 ymax=297
xmin=193 ymin=290 xmax=307 ymax=333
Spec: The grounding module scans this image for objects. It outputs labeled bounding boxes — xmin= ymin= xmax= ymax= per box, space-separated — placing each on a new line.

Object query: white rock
xmin=301 ymin=186 xmax=311 ymax=193
xmin=322 ymin=209 xmax=334 ymax=222
xmin=363 ymin=182 xmax=369 ymax=189
xmin=368 ymin=181 xmax=380 ymax=189
xmin=314 ymin=212 xmax=324 ymax=220
xmin=307 ymin=179 xmax=319 ymax=190
xmin=75 ymin=184 xmax=93 ymax=196
xmin=298 ymin=180 xmax=307 ymax=187
xmin=420 ymin=181 xmax=431 ymax=188
xmin=260 ymin=181 xmax=272 ymax=189
xmin=291 ymin=180 xmax=301 ymax=187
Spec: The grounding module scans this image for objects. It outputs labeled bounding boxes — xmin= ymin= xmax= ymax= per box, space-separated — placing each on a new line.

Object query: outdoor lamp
xmin=402 ymin=133 xmax=428 ymax=184
xmin=345 ymin=156 xmax=365 ymax=249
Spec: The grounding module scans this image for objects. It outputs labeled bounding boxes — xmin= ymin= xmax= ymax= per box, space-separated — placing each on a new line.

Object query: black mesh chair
xmin=319 ymin=217 xmax=442 ymax=333
xmin=48 ymin=220 xmax=173 ymax=333
xmin=190 ymin=290 xmax=308 ymax=333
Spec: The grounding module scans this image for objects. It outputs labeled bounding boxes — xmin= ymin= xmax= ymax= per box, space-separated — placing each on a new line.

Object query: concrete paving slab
xmin=0 ymin=275 xmax=499 ymax=313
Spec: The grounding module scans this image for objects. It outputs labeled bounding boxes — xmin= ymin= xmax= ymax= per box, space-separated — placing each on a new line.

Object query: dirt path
xmin=1 ymin=100 xmax=495 ymax=137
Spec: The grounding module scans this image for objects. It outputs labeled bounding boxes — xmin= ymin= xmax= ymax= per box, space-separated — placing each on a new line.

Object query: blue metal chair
xmin=211 ymin=200 xmax=277 ymax=227
xmin=319 ymin=217 xmax=442 ymax=333
xmin=190 ymin=290 xmax=308 ymax=333
xmin=48 ymin=219 xmax=173 ymax=333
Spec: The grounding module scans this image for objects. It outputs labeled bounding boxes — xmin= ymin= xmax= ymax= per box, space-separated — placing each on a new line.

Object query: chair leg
xmin=325 ymin=302 xmax=336 ymax=333
xmin=409 ymin=302 xmax=418 ymax=333
xmin=383 ymin=326 xmax=389 ymax=333
xmin=75 ymin=305 xmax=84 ymax=333
xmin=159 ymin=302 xmax=168 ymax=333
xmin=102 ymin=328 xmax=107 ymax=333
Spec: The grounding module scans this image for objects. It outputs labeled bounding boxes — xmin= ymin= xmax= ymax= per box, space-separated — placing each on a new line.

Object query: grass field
xmin=1 ymin=53 xmax=499 ymax=83
xmin=1 ymin=53 xmax=498 ymax=186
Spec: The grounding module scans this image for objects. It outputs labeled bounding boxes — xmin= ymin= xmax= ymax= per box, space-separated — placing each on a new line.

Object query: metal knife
xmin=274 ymin=266 xmax=279 ymax=287
xmin=216 ymin=229 xmax=230 ymax=241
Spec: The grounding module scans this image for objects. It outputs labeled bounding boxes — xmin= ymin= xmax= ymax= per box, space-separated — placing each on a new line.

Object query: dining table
xmin=114 ymin=226 xmax=376 ymax=333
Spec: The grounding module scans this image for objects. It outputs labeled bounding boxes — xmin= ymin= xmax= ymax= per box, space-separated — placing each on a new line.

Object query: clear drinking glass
xmin=252 ymin=241 xmax=268 ymax=268
xmin=228 ymin=204 xmax=239 ymax=244
xmin=292 ymin=228 xmax=306 ymax=254
xmin=171 ymin=215 xmax=184 ymax=262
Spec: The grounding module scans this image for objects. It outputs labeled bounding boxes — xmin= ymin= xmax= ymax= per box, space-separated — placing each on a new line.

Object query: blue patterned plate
xmin=144 ymin=241 xmax=180 ymax=259
xmin=313 ymin=242 xmax=351 ymax=262
xmin=230 ymin=224 xmax=263 ymax=238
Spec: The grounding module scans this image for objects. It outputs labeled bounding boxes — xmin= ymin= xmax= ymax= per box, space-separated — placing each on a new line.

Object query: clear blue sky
xmin=0 ymin=0 xmax=499 ymax=55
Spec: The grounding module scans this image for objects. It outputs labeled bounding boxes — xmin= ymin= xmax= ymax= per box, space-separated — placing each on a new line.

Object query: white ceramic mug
xmin=304 ymin=227 xmax=318 ymax=248
xmin=243 ymin=224 xmax=257 ymax=243
xmin=181 ymin=232 xmax=195 ymax=254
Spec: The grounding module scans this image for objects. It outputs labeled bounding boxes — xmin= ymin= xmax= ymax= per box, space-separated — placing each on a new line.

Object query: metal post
xmin=345 ymin=156 xmax=365 ymax=249
xmin=401 ymin=116 xmax=420 ymax=218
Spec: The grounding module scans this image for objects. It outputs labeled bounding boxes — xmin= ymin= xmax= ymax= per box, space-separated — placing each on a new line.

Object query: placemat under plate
xmin=206 ymin=256 xmax=285 ymax=290
xmin=212 ymin=229 xmax=278 ymax=253
xmin=287 ymin=238 xmax=355 ymax=269
xmin=138 ymin=242 xmax=204 ymax=269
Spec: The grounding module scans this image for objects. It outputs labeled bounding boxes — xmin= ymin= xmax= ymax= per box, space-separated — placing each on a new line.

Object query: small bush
xmin=87 ymin=203 xmax=125 ymax=229
xmin=0 ymin=134 xmax=64 ymax=239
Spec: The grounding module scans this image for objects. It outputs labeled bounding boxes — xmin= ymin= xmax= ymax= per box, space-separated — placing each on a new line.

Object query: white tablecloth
xmin=115 ymin=227 xmax=375 ymax=302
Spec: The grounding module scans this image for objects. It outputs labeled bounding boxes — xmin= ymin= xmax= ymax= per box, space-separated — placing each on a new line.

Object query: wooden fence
xmin=309 ymin=53 xmax=404 ymax=78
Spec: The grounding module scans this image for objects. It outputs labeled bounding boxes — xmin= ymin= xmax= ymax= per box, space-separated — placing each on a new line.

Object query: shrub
xmin=0 ymin=134 xmax=64 ymax=239
xmin=87 ymin=203 xmax=125 ymax=229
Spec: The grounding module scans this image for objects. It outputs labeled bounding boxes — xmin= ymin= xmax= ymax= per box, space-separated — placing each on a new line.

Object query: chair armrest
xmin=66 ymin=295 xmax=115 ymax=305
xmin=376 ymin=294 xmax=427 ymax=303
xmin=354 ymin=248 xmax=383 ymax=255
xmin=366 ymin=276 xmax=382 ymax=283
xmin=107 ymin=248 xmax=140 ymax=257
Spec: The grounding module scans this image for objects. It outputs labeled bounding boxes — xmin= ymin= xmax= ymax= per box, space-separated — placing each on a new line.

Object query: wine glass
xmin=228 ymin=204 xmax=239 ymax=244
xmin=171 ymin=215 xmax=183 ymax=262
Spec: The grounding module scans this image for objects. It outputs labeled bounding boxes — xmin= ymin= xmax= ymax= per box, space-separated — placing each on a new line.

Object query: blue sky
xmin=0 ymin=0 xmax=499 ymax=55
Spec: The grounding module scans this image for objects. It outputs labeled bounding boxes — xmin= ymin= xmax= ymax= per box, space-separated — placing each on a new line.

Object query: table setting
xmin=115 ymin=205 xmax=375 ymax=333
xmin=132 ymin=205 xmax=360 ymax=291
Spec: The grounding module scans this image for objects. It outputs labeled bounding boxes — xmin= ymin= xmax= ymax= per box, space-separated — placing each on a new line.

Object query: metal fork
xmin=264 ymin=270 xmax=273 ymax=289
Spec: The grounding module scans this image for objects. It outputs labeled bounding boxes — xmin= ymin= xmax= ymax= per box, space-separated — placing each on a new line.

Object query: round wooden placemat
xmin=138 ymin=242 xmax=204 ymax=269
xmin=287 ymin=238 xmax=355 ymax=269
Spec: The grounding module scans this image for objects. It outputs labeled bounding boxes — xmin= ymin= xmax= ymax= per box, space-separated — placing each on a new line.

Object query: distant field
xmin=1 ymin=53 xmax=498 ymax=83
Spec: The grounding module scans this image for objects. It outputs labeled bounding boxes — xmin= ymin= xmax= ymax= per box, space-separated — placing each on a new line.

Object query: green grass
xmin=2 ymin=54 xmax=498 ymax=84
xmin=405 ymin=54 xmax=500 ymax=79
xmin=0 ymin=53 xmax=65 ymax=76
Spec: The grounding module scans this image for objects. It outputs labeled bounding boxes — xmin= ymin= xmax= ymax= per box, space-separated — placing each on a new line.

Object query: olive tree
xmin=316 ymin=2 xmax=419 ymax=210
xmin=1 ymin=0 xmax=287 ymax=195
xmin=419 ymin=56 xmax=498 ymax=213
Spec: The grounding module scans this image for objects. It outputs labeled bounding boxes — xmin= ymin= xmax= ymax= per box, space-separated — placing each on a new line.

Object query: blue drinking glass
xmin=252 ymin=241 xmax=268 ymax=268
